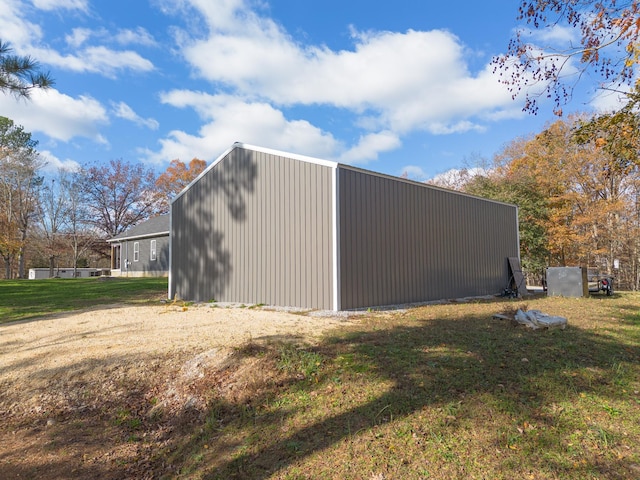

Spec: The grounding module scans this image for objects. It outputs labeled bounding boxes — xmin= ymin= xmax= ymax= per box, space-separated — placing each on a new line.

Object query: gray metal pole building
xmin=169 ymin=143 xmax=519 ymax=310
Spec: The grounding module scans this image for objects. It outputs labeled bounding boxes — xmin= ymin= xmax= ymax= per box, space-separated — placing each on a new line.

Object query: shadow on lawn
xmin=3 ymin=307 xmax=637 ymax=479
xmin=192 ymin=311 xmax=639 ymax=479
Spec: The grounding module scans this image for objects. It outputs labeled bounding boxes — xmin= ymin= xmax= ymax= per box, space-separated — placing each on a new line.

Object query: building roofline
xmin=171 ymin=142 xmax=339 ymax=204
xmin=170 ymin=142 xmax=516 ymax=210
xmin=337 ymin=163 xmax=517 ymax=209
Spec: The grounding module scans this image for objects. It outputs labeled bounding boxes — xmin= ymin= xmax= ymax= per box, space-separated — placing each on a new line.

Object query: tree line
xmin=4 ymin=109 xmax=640 ymax=290
xmin=0 ymin=114 xmax=205 ymax=278
xmin=431 ymin=113 xmax=640 ymax=290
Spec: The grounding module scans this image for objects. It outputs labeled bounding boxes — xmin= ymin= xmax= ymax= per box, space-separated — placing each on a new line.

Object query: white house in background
xmin=107 ymin=215 xmax=170 ymax=277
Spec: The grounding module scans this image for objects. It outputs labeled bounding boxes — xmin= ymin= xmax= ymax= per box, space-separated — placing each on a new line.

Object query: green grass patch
xmin=169 ymin=292 xmax=640 ymax=479
xmin=0 ymin=277 xmax=168 ymax=324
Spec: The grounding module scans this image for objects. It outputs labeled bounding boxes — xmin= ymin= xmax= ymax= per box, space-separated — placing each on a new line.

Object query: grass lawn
xmin=172 ymin=293 xmax=640 ymax=479
xmin=0 ymin=276 xmax=168 ymax=324
xmin=1 ymin=281 xmax=638 ymax=479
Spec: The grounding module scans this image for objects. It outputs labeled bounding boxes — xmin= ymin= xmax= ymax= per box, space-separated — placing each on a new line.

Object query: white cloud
xmin=180 ymin=23 xmax=500 ymax=118
xmin=144 ymin=91 xmax=340 ymax=164
xmin=39 ymin=150 xmax=81 ymax=173
xmin=0 ymin=88 xmax=109 ymax=143
xmin=399 ymin=165 xmax=428 ymax=181
xmin=112 ymin=102 xmax=159 ymax=130
xmin=65 ymin=28 xmax=93 ymax=48
xmin=164 ymin=0 xmax=523 ymax=165
xmin=32 ymin=0 xmax=88 ymax=11
xmin=522 ymin=24 xmax=578 ymax=46
xmin=589 ymin=83 xmax=633 ymax=112
xmin=66 ymin=26 xmax=156 ymax=49
xmin=425 ymin=120 xmax=486 ymax=135
xmin=145 ymin=0 xmax=577 ymax=167
xmin=338 ymin=131 xmax=401 ymax=164
xmin=114 ymin=27 xmax=157 ymax=47
xmin=29 ymin=45 xmax=154 ymax=76
xmin=0 ymin=0 xmax=43 ymax=50
xmin=2 ymin=1 xmax=154 ymax=77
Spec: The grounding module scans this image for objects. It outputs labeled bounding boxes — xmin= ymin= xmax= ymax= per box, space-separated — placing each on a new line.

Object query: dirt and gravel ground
xmin=0 ymin=302 xmax=358 ymax=479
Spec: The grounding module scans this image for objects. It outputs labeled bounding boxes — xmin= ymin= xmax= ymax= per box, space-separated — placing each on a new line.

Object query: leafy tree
xmin=0 ymin=199 xmax=21 ymax=278
xmin=575 ymin=101 xmax=640 ymax=169
xmin=0 ymin=116 xmax=44 ymax=278
xmin=79 ymin=158 xmax=160 ymax=238
xmin=495 ymin=1 xmax=640 ymax=114
xmin=619 ymin=177 xmax=640 ymax=289
xmin=574 ymin=109 xmax=640 ymax=279
xmin=0 ymin=39 xmax=54 ymax=98
xmin=496 ymin=118 xmax=637 ymax=282
xmin=507 ymin=121 xmax=589 ymax=265
xmin=155 ymin=158 xmax=207 ymax=213
xmin=460 ymin=117 xmax=640 ymax=288
xmin=462 ymin=152 xmax=551 ymax=281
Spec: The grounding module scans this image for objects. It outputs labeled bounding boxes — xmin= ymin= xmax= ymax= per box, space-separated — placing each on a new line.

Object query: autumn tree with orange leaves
xmin=496 ymin=1 xmax=640 ymax=114
xmin=155 ymin=158 xmax=207 ymax=213
xmin=465 ymin=116 xmax=640 ymax=289
xmin=505 ymin=119 xmax=627 ymax=268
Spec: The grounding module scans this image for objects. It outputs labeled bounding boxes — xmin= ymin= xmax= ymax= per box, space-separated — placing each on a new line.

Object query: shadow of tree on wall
xmin=190 ymin=311 xmax=639 ymax=479
xmin=171 ymin=149 xmax=257 ymax=302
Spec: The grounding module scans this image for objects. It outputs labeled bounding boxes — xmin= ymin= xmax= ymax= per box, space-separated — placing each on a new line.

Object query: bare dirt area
xmin=0 ymin=303 xmax=357 ymax=479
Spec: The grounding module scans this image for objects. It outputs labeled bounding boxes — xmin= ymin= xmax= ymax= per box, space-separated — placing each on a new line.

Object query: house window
xmin=133 ymin=242 xmax=140 ymax=262
xmin=150 ymin=240 xmax=157 ymax=261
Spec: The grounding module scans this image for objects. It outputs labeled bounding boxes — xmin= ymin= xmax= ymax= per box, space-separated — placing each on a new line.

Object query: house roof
xmin=107 ymin=214 xmax=170 ymax=242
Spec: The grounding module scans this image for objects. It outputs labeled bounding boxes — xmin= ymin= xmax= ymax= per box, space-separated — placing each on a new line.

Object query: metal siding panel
xmin=301 ymin=162 xmax=309 ymax=305
xmin=338 ymin=169 xmax=349 ymax=308
xmin=406 ymin=185 xmax=415 ymax=301
xmin=282 ymin=161 xmax=290 ymax=305
xmin=170 ymin=147 xmax=334 ymax=309
xmin=308 ymin=165 xmax=314 ymax=307
xmin=304 ymin=162 xmax=311 ymax=306
xmin=387 ymin=179 xmax=397 ymax=305
xmin=285 ymin=160 xmax=293 ymax=306
xmin=326 ymin=168 xmax=335 ymax=309
xmin=293 ymin=160 xmax=301 ymax=306
xmin=355 ymin=172 xmax=365 ymax=307
xmin=292 ymin=160 xmax=299 ymax=306
xmin=361 ymin=174 xmax=370 ymax=307
xmin=338 ymin=168 xmax=518 ymax=309
xmin=382 ymin=177 xmax=393 ymax=304
xmin=371 ymin=176 xmax=382 ymax=305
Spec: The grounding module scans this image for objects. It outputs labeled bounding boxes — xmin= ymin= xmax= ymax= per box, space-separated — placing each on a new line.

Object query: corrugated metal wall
xmin=170 ymin=147 xmax=334 ymax=309
xmin=338 ymin=167 xmax=519 ymax=310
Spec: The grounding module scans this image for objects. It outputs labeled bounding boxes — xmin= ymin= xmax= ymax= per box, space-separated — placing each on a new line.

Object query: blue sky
xmin=0 ymin=0 xmax=623 ymax=180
